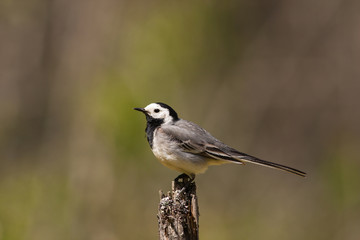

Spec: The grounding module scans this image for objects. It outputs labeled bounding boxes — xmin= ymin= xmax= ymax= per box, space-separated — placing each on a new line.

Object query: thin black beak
xmin=134 ymin=107 xmax=148 ymax=115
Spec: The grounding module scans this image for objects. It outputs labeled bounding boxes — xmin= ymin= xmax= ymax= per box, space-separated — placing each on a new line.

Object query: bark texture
xmin=157 ymin=174 xmax=199 ymax=240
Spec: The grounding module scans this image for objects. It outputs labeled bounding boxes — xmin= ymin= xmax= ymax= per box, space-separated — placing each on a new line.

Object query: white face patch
xmin=144 ymin=103 xmax=173 ymax=124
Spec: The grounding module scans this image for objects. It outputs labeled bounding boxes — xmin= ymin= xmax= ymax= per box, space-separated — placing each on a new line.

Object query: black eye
xmin=154 ymin=109 xmax=160 ymax=113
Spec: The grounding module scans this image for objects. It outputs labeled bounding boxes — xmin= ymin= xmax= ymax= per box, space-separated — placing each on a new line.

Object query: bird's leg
xmin=189 ymin=173 xmax=195 ymax=181
xmin=174 ymin=173 xmax=195 ymax=194
xmin=174 ymin=173 xmax=195 ymax=184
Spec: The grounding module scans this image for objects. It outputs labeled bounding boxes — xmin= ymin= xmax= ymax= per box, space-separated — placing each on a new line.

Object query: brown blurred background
xmin=1 ymin=0 xmax=360 ymax=239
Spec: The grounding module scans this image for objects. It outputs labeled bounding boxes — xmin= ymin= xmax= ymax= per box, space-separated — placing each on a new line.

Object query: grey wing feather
xmin=163 ymin=119 xmax=306 ymax=177
xmin=161 ymin=120 xmax=243 ymax=163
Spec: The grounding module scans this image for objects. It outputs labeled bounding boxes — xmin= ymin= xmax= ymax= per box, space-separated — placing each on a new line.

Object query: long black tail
xmin=234 ymin=151 xmax=306 ymax=177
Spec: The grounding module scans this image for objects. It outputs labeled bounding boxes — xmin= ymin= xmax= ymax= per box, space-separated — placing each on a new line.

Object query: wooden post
xmin=157 ymin=174 xmax=199 ymax=240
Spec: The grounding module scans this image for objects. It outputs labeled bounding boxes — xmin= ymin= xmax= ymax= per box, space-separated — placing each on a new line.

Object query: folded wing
xmin=161 ymin=120 xmax=306 ymax=177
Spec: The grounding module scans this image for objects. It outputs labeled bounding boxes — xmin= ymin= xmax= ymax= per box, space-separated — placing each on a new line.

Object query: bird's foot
xmin=174 ymin=173 xmax=196 ymax=194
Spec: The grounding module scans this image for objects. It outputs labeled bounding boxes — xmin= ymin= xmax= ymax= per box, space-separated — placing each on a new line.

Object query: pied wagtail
xmin=134 ymin=102 xmax=306 ymax=179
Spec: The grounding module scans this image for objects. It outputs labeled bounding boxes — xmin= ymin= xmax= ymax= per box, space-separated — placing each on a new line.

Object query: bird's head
xmin=134 ymin=102 xmax=179 ymax=124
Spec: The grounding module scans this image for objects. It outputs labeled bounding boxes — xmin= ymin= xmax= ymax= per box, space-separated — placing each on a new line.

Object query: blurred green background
xmin=1 ymin=0 xmax=360 ymax=239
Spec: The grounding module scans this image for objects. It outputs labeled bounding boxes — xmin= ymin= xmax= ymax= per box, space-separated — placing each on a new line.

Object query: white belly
xmin=151 ymin=129 xmax=210 ymax=175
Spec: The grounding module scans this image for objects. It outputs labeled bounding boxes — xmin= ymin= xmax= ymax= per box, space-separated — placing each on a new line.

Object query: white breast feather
xmin=151 ymin=128 xmax=210 ymax=175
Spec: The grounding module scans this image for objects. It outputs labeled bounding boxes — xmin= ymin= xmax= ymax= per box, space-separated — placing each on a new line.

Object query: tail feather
xmin=233 ymin=151 xmax=306 ymax=177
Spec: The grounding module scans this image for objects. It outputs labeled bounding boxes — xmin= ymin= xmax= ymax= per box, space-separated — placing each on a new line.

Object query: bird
xmin=134 ymin=102 xmax=306 ymax=179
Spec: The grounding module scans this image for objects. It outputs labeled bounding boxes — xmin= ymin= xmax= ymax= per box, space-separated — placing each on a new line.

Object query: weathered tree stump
xmin=157 ymin=174 xmax=199 ymax=240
